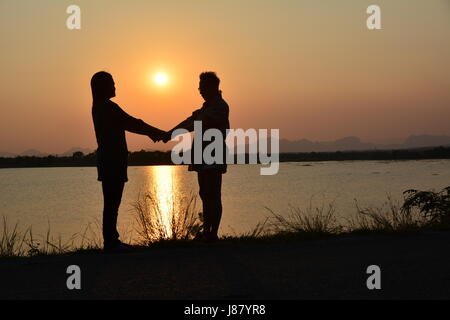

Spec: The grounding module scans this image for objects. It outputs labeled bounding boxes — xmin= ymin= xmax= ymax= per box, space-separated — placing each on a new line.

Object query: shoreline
xmin=1 ymin=146 xmax=450 ymax=169
xmin=1 ymin=157 xmax=449 ymax=170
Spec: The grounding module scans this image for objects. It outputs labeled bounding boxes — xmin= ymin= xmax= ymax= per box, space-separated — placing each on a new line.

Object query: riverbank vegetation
xmin=1 ymin=187 xmax=449 ymax=258
xmin=1 ymin=146 xmax=450 ymax=168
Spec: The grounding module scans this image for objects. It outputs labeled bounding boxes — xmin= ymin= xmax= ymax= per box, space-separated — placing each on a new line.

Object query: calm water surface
xmin=1 ymin=160 xmax=449 ymax=241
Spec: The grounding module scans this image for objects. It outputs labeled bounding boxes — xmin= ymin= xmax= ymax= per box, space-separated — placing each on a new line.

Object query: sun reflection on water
xmin=147 ymin=166 xmax=177 ymax=237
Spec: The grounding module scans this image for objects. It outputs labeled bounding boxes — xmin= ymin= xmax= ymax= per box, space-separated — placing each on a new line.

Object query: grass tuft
xmin=132 ymin=191 xmax=202 ymax=245
xmin=348 ymin=195 xmax=425 ymax=234
xmin=267 ymin=200 xmax=341 ymax=237
xmin=0 ymin=217 xmax=102 ymax=258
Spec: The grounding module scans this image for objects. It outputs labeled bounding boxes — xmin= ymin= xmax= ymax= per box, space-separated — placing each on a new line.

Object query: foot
xmin=104 ymin=242 xmax=133 ymax=253
xmin=193 ymin=231 xmax=207 ymax=241
xmin=193 ymin=231 xmax=219 ymax=243
xmin=117 ymin=241 xmax=134 ymax=248
xmin=205 ymin=233 xmax=219 ymax=243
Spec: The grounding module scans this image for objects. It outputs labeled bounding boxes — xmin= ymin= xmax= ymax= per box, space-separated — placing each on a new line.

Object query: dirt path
xmin=1 ymin=232 xmax=450 ymax=299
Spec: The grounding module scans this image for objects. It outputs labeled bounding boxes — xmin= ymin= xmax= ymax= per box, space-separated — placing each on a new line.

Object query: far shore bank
xmin=1 ymin=146 xmax=450 ymax=169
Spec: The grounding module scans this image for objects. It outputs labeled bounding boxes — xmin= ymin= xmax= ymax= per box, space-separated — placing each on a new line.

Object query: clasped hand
xmin=149 ymin=130 xmax=171 ymax=143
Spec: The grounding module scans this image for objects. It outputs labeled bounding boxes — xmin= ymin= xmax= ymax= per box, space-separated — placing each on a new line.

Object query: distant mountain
xmin=20 ymin=149 xmax=49 ymax=157
xmin=0 ymin=151 xmax=17 ymax=158
xmin=2 ymin=135 xmax=450 ymax=158
xmin=0 ymin=147 xmax=94 ymax=158
xmin=402 ymin=135 xmax=450 ymax=149
xmin=58 ymin=147 xmax=94 ymax=157
xmin=278 ymin=135 xmax=450 ymax=153
xmin=279 ymin=136 xmax=376 ymax=153
xmin=158 ymin=134 xmax=450 ymax=153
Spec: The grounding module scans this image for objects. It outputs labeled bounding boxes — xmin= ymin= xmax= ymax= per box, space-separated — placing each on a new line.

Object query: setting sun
xmin=154 ymin=72 xmax=169 ymax=86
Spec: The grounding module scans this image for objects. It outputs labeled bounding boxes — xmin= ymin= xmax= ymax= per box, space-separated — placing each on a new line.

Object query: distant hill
xmin=0 ymin=147 xmax=95 ymax=158
xmin=0 ymin=151 xmax=17 ymax=158
xmin=58 ymin=147 xmax=94 ymax=157
xmin=279 ymin=136 xmax=376 ymax=153
xmin=1 ymin=135 xmax=450 ymax=158
xmin=20 ymin=149 xmax=49 ymax=157
xmin=402 ymin=135 xmax=450 ymax=149
xmin=278 ymin=135 xmax=450 ymax=153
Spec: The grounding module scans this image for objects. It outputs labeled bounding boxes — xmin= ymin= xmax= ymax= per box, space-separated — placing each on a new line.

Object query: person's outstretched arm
xmin=114 ymin=104 xmax=165 ymax=141
xmin=163 ymin=108 xmax=201 ymax=142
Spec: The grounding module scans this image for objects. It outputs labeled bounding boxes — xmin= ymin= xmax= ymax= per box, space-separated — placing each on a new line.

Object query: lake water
xmin=1 ymin=160 xmax=449 ymax=243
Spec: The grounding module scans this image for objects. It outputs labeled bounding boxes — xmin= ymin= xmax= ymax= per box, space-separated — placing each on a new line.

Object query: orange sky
xmin=1 ymin=0 xmax=449 ymax=154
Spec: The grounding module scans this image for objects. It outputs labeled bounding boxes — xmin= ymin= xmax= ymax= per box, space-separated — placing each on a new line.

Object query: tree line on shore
xmin=1 ymin=146 xmax=450 ymax=168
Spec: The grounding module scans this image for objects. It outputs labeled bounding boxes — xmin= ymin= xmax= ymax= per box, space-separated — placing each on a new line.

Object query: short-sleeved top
xmin=92 ymin=100 xmax=146 ymax=182
xmin=188 ymin=94 xmax=230 ymax=173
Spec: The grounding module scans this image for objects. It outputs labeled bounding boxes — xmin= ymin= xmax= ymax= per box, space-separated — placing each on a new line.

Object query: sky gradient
xmin=1 ymin=0 xmax=449 ymax=154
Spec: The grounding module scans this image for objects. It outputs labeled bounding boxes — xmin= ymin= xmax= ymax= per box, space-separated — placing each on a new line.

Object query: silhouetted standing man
xmin=164 ymin=72 xmax=230 ymax=242
xmin=91 ymin=71 xmax=163 ymax=252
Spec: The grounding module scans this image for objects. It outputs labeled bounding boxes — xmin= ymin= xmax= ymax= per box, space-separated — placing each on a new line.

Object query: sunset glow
xmin=0 ymin=0 xmax=450 ymax=155
xmin=154 ymin=72 xmax=169 ymax=86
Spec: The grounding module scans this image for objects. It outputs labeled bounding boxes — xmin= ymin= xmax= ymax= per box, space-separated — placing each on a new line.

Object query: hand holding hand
xmin=148 ymin=129 xmax=165 ymax=143
xmin=148 ymin=135 xmax=158 ymax=143
xmin=161 ymin=131 xmax=172 ymax=143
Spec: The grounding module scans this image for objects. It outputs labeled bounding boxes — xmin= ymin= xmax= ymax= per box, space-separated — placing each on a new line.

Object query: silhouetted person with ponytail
xmin=91 ymin=71 xmax=164 ymax=252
